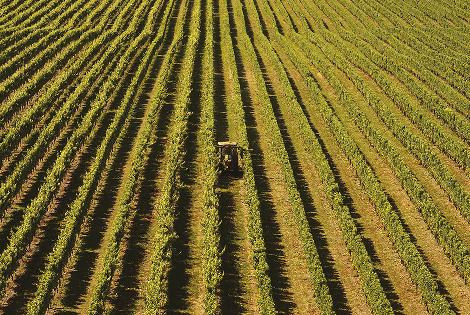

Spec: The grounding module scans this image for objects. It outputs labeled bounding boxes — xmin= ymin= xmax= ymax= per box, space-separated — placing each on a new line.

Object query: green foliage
xmin=219 ymin=0 xmax=276 ymax=312
xmin=143 ymin=0 xmax=201 ymax=312
xmin=200 ymin=0 xmax=223 ymax=312
xmin=25 ymin=3 xmax=175 ymax=312
xmin=278 ymin=35 xmax=455 ymax=314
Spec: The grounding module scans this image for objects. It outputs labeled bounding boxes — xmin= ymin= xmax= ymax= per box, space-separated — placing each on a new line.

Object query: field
xmin=0 ymin=0 xmax=469 ymax=313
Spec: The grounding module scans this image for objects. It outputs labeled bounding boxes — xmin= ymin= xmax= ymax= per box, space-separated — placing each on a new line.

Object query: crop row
xmin=42 ymin=0 xmax=94 ymax=29
xmin=0 ymin=29 xmax=63 ymax=81
xmin=0 ymin=0 xmax=146 ymax=129
xmin=199 ymin=0 xmax=223 ymax=312
xmin=4 ymin=0 xmax=65 ymax=29
xmin=0 ymin=0 xmax=24 ymax=20
xmin=77 ymin=1 xmax=180 ymax=312
xmin=0 ymin=28 xmax=83 ymax=102
xmin=344 ymin=0 xmax=469 ymax=104
xmin=290 ymin=33 xmax=470 ymax=285
xmin=0 ymin=0 xmax=118 ymax=84
xmin=0 ymin=28 xmax=54 ymax=63
xmin=234 ymin=0 xmax=338 ymax=313
xmin=0 ymin=29 xmax=101 ymax=131
xmin=304 ymin=32 xmax=470 ymax=221
xmin=298 ymin=0 xmax=469 ymax=153
xmin=409 ymin=28 xmax=469 ymax=74
xmin=359 ymin=31 xmax=467 ymax=110
xmin=0 ymin=0 xmax=50 ymax=26
xmin=6 ymin=0 xmax=71 ymax=30
xmin=302 ymin=0 xmax=469 ymax=91
xmin=0 ymin=0 xmax=161 ymax=297
xmin=0 ymin=41 xmax=126 ymax=297
xmin=244 ymin=0 xmax=392 ymax=313
xmin=24 ymin=0 xmax=177 ymax=312
xmin=77 ymin=0 xmax=121 ymax=29
xmin=286 ymin=0 xmax=470 ymax=220
xmin=142 ymin=0 xmax=203 ymax=313
xmin=389 ymin=29 xmax=469 ymax=101
xmin=250 ymin=1 xmax=397 ymax=313
xmin=26 ymin=47 xmax=142 ymax=313
xmin=333 ymin=31 xmax=470 ymax=158
xmin=218 ymin=0 xmax=276 ymax=311
xmin=274 ymin=33 xmax=454 ymax=314
xmin=349 ymin=0 xmax=470 ymax=78
xmin=18 ymin=0 xmax=84 ymax=30
xmin=0 ymin=36 xmax=115 ymax=203
xmin=321 ymin=0 xmax=470 ymax=137
xmin=265 ymin=0 xmax=470 ymax=304
xmin=297 ymin=0 xmax=470 ymax=281
xmin=0 ymin=0 xmax=155 ymax=214
xmin=0 ymin=29 xmax=117 ymax=215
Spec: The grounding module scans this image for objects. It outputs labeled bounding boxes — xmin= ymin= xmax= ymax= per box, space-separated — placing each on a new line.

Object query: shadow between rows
xmin=110 ymin=0 xmax=185 ymax=307
xmin=227 ymin=0 xmax=296 ymax=311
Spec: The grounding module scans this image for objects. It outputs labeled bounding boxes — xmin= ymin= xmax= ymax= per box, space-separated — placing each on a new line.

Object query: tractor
xmin=217 ymin=141 xmax=243 ymax=174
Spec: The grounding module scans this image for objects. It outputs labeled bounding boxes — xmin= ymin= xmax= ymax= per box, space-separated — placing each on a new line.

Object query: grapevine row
xmin=85 ymin=2 xmax=185 ymax=313
xmin=304 ymin=32 xmax=470 ymax=220
xmin=323 ymin=0 xmax=470 ymax=121
xmin=0 ymin=0 xmax=144 ymax=128
xmin=0 ymin=0 xmax=154 ymax=213
xmin=274 ymin=33 xmax=454 ymax=314
xmin=0 ymin=0 xmax=159 ymax=295
xmin=24 ymin=1 xmax=177 ymax=312
xmin=234 ymin=0 xmax=360 ymax=313
xmin=143 ymin=0 xmax=203 ymax=311
xmin=218 ymin=0 xmax=276 ymax=311
xmin=249 ymin=1 xmax=396 ymax=312
xmin=200 ymin=0 xmax=223 ymax=312
xmin=289 ymin=34 xmax=470 ymax=284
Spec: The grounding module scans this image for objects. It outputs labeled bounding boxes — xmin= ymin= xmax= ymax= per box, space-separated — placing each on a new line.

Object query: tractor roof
xmin=217 ymin=141 xmax=238 ymax=146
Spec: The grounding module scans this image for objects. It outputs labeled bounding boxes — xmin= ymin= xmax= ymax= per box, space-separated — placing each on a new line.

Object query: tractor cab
xmin=217 ymin=141 xmax=242 ymax=174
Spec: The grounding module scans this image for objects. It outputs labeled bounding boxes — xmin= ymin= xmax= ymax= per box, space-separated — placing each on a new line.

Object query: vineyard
xmin=0 ymin=0 xmax=469 ymax=313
